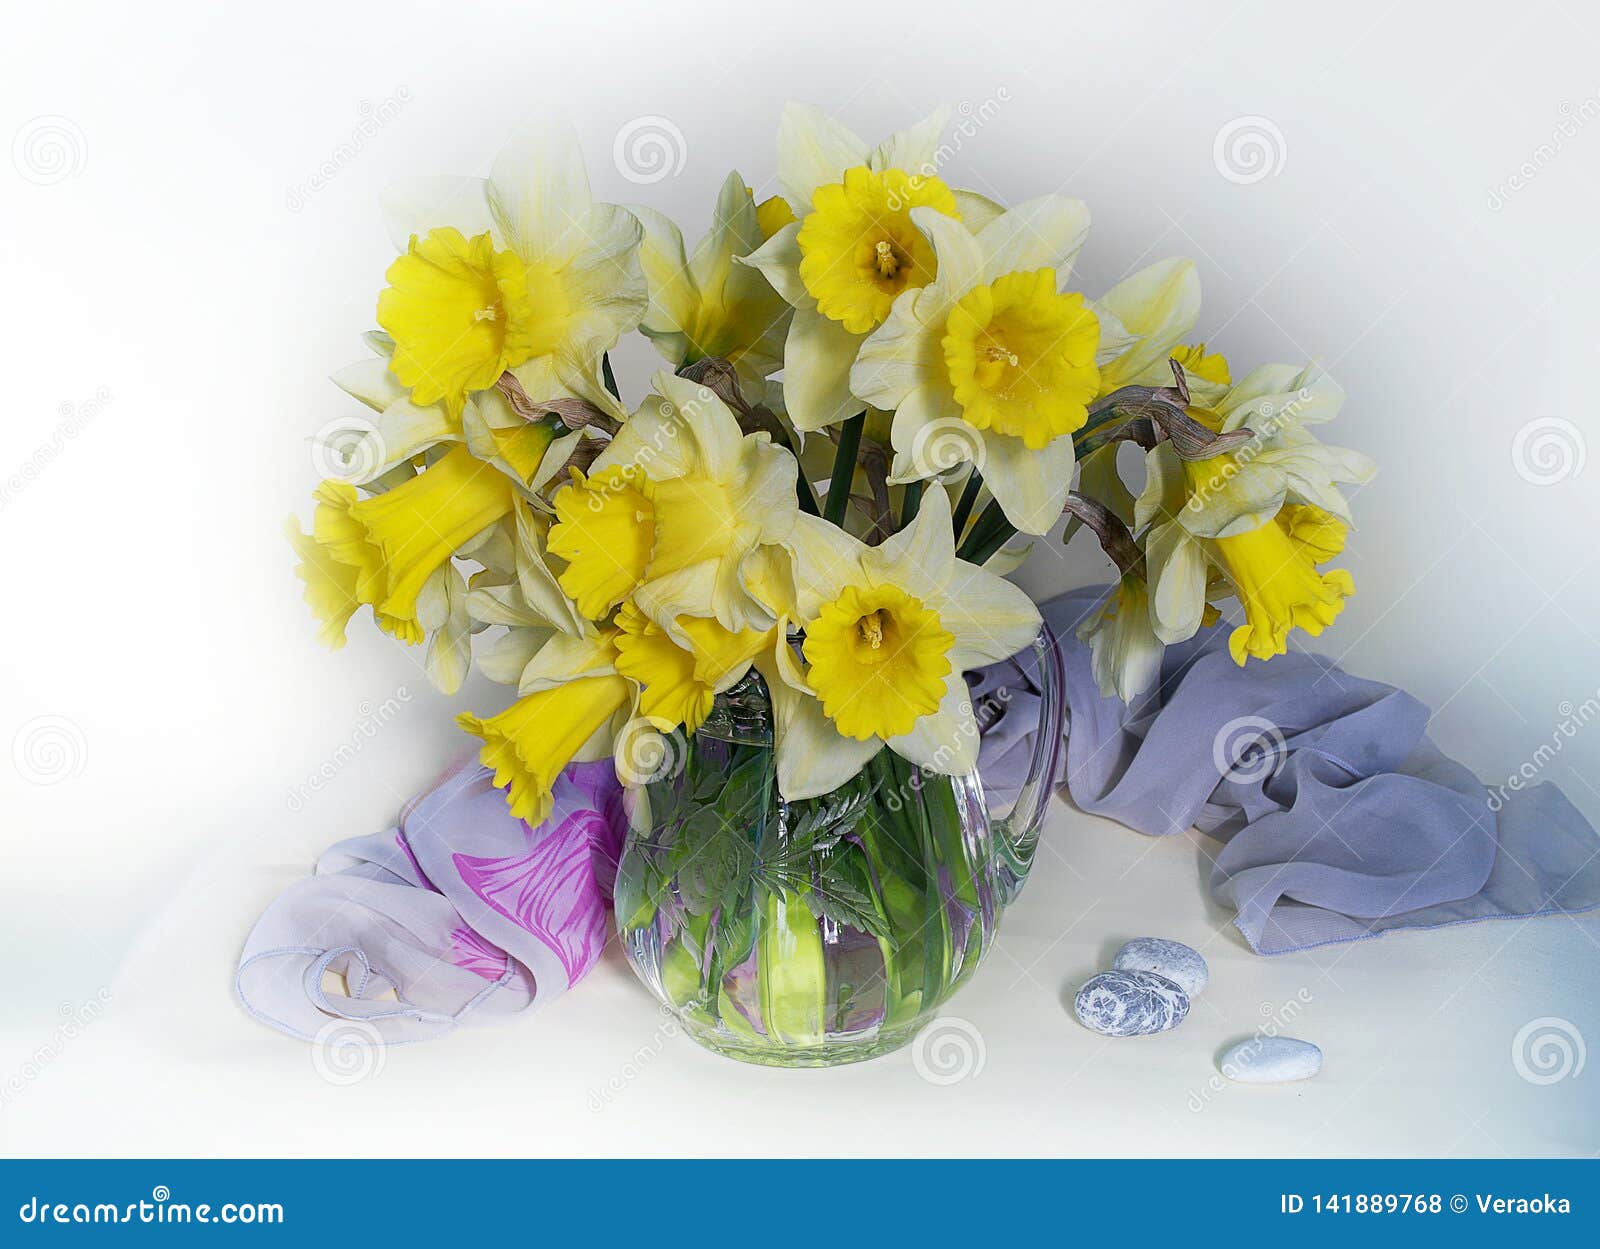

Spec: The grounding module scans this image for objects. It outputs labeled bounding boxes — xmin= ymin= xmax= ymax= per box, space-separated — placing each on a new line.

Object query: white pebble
xmin=1220 ymin=1036 xmax=1322 ymax=1083
xmin=1112 ymin=937 xmax=1209 ymax=998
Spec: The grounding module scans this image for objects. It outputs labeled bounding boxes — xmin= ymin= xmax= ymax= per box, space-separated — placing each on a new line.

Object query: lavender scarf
xmin=238 ymin=588 xmax=1600 ymax=1040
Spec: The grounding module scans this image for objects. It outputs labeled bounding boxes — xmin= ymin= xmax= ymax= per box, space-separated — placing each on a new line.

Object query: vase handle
xmin=990 ymin=627 xmax=1067 ymax=895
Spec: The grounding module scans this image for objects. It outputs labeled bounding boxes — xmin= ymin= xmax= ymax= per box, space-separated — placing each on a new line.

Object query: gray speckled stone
xmin=1220 ymin=1036 xmax=1322 ymax=1082
xmin=1074 ymin=970 xmax=1190 ymax=1037
xmin=1112 ymin=937 xmax=1209 ymax=998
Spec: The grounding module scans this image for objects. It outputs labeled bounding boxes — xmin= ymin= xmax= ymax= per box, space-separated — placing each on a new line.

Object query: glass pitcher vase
xmin=613 ymin=632 xmax=1065 ymax=1067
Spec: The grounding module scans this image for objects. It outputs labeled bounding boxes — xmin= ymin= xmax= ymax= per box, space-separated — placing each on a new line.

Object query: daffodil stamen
xmin=858 ymin=609 xmax=886 ymax=649
xmin=874 ymin=240 xmax=902 ymax=280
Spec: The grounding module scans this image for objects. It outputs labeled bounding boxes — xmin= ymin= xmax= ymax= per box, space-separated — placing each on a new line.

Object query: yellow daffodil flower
xmin=1136 ymin=364 xmax=1374 ymax=660
xmin=311 ymin=445 xmax=519 ymax=636
xmin=377 ymin=126 xmax=647 ymax=421
xmin=1210 ymin=508 xmax=1355 ymax=664
xmin=850 ymin=196 xmax=1097 ymax=534
xmin=771 ymin=486 xmax=1040 ymax=799
xmin=457 ymin=549 xmax=635 ymax=823
xmin=550 ymin=371 xmax=799 ymax=635
xmin=740 ymin=104 xmax=1003 ymax=433
xmin=286 ymin=514 xmax=369 ymax=649
xmin=458 ymin=671 xmax=633 ymax=824
xmin=632 ymin=171 xmax=792 ymax=383
xmin=614 ymin=602 xmax=773 ymax=733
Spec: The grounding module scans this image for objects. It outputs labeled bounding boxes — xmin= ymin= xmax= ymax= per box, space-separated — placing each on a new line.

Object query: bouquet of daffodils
xmin=289 ymin=105 xmax=1373 ymax=829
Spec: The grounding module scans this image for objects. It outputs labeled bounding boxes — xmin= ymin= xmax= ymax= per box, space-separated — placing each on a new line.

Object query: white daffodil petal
xmin=777 ymin=104 xmax=870 ymax=211
xmin=1215 ymin=362 xmax=1305 ymax=416
xmin=784 ymin=304 xmax=863 ymax=432
xmin=514 ymin=505 xmax=587 ymax=636
xmin=315 ymin=396 xmax=459 ymax=485
xmin=1095 ymin=258 xmax=1200 ymax=392
xmin=466 ymin=578 xmax=552 ymax=629
xmin=733 ymin=437 xmax=802 ymax=544
xmin=414 ymin=561 xmax=454 ymax=633
xmin=1076 ymin=442 xmax=1136 ymax=526
xmin=381 ymin=176 xmax=494 ymax=252
xmin=1145 ymin=520 xmax=1209 ymax=645
xmin=739 ymin=222 xmax=810 ymax=308
xmin=487 ymin=123 xmax=594 ymax=264
xmin=772 ymin=629 xmax=815 ymax=695
xmin=1133 ymin=443 xmax=1185 ymax=531
xmin=741 ymin=546 xmax=798 ymax=622
xmin=1081 ymin=586 xmax=1164 ymax=701
xmin=867 ymin=107 xmax=951 ymax=176
xmin=888 ymin=673 xmax=978 ymax=777
xmin=863 ymin=480 xmax=956 ymax=600
xmin=596 ymin=393 xmax=695 ymax=480
xmin=982 ymin=541 xmax=1033 ymax=575
xmin=689 ymin=170 xmax=763 ymax=292
xmin=630 ymin=203 xmax=695 ymax=345
xmin=952 ymin=189 xmax=1004 ymax=233
xmin=764 ymin=655 xmax=881 ymax=800
xmin=1221 ymin=365 xmax=1345 ymax=433
xmin=516 ymin=631 xmax=617 ymax=695
xmin=1180 ymin=462 xmax=1288 ymax=540
xmin=652 ymin=370 xmax=744 ymax=480
xmin=976 ymin=196 xmax=1091 ymax=282
xmin=784 ymin=512 xmax=868 ymax=621
xmin=981 ymin=430 xmax=1074 ymax=536
xmin=888 ymin=384 xmax=969 ymax=482
xmin=331 ymin=357 xmax=410 ymax=412
xmin=424 ymin=565 xmax=474 ymax=696
xmin=910 ymin=206 xmax=984 ymax=308
xmin=939 ymin=559 xmax=1042 ymax=669
xmin=478 ymin=626 xmax=555 ymax=686
xmin=465 ymin=523 xmax=519 ymax=577
xmin=851 ymin=287 xmax=942 ymax=408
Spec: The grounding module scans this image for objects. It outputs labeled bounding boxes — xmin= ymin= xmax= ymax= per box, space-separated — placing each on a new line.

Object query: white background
xmin=2 ymin=0 xmax=1597 ymax=1157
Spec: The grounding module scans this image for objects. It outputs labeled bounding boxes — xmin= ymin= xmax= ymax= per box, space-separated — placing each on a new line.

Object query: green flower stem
xmin=757 ymin=888 xmax=827 ymax=1045
xmin=951 ymin=469 xmax=984 ymax=537
xmin=955 ymin=498 xmax=1016 ymax=563
xmin=899 ymin=479 xmax=924 ymax=527
xmin=602 ymin=353 xmax=620 ymax=400
xmin=796 ymin=467 xmax=821 ymax=516
xmin=823 ymin=413 xmax=865 ymax=526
